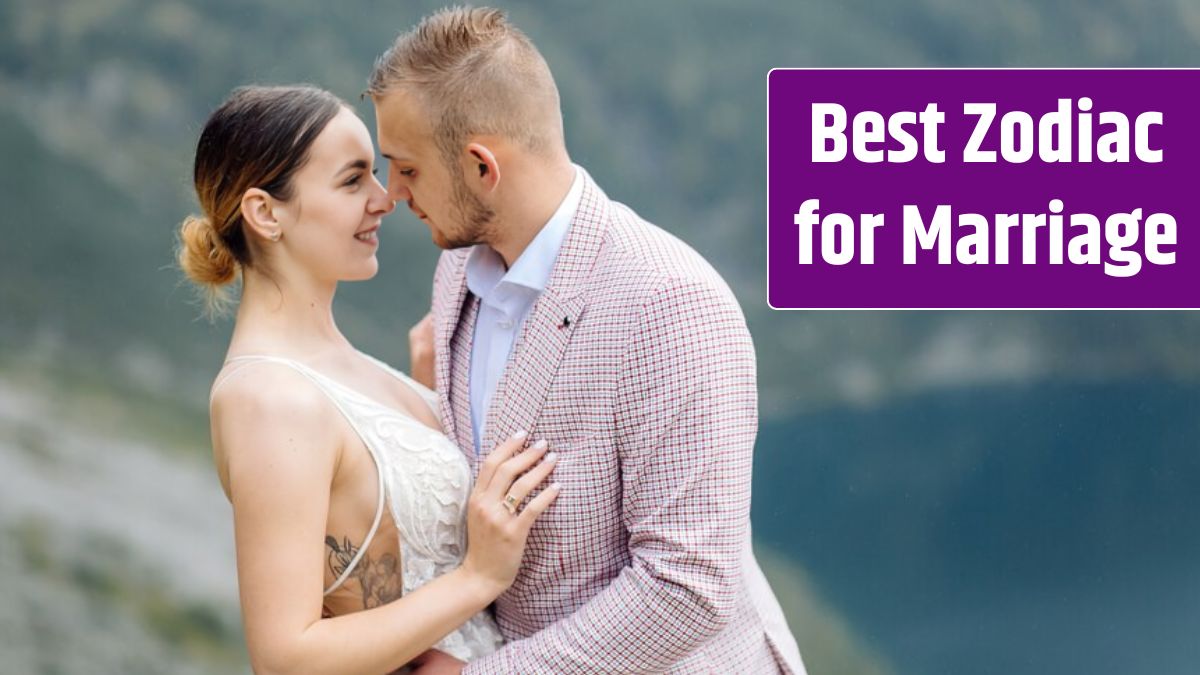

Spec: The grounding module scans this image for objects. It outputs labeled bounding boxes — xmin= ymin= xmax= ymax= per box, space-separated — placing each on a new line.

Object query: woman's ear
xmin=465 ymin=142 xmax=501 ymax=193
xmin=240 ymin=188 xmax=283 ymax=242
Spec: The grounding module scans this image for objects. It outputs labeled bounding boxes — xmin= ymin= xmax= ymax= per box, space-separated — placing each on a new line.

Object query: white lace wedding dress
xmin=213 ymin=352 xmax=505 ymax=662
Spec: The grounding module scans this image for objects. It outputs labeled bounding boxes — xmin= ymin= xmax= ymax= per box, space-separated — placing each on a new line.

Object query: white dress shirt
xmin=465 ymin=166 xmax=583 ymax=453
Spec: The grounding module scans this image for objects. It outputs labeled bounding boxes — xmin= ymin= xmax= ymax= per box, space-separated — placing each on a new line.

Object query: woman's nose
xmin=369 ymin=177 xmax=397 ymax=215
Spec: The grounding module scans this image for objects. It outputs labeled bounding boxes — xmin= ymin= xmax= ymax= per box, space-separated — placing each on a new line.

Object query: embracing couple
xmin=181 ymin=7 xmax=804 ymax=674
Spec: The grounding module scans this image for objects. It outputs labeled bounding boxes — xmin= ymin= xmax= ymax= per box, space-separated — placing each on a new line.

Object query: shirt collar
xmin=466 ymin=165 xmax=583 ymax=302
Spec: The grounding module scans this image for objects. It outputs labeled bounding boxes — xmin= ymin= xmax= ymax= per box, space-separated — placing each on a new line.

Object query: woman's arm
xmin=409 ymin=311 xmax=436 ymax=390
xmin=212 ymin=364 xmax=558 ymax=675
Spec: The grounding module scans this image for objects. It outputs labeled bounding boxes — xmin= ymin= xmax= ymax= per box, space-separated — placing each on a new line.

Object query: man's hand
xmin=407 ymin=648 xmax=465 ymax=675
xmin=409 ymin=311 xmax=436 ymax=390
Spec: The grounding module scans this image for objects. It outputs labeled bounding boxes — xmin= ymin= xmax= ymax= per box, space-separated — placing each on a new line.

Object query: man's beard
xmin=442 ymin=170 xmax=495 ymax=249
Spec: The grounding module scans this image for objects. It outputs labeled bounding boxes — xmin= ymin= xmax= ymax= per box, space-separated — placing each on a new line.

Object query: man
xmin=370 ymin=7 xmax=804 ymax=673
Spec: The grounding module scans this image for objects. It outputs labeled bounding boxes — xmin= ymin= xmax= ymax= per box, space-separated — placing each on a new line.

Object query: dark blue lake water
xmin=753 ymin=379 xmax=1200 ymax=675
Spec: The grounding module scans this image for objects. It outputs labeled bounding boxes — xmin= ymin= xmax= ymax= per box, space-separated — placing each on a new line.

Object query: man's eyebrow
xmin=380 ymin=152 xmax=413 ymax=162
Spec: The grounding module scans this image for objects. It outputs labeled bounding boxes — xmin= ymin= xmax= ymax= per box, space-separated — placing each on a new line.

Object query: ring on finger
xmin=502 ymin=493 xmax=520 ymax=515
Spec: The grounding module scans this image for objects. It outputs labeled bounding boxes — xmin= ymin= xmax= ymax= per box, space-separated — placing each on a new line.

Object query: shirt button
xmin=498 ymin=319 xmax=513 ymax=329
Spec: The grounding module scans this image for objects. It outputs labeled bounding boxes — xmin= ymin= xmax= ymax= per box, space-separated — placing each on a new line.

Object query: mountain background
xmin=2 ymin=1 xmax=1199 ymax=673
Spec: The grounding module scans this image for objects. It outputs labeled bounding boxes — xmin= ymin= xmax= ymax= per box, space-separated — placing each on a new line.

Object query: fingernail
xmin=531 ymin=439 xmax=548 ymax=450
xmin=512 ymin=430 xmax=529 ymax=441
xmin=551 ymin=482 xmax=562 ymax=490
xmin=545 ymin=452 xmax=558 ymax=462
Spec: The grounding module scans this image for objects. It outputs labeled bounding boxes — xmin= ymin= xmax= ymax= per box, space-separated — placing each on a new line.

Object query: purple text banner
xmin=767 ymin=69 xmax=1199 ymax=309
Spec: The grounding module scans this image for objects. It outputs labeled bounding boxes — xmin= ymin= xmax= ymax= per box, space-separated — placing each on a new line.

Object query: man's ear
xmin=240 ymin=188 xmax=283 ymax=242
xmin=465 ymin=142 xmax=501 ymax=192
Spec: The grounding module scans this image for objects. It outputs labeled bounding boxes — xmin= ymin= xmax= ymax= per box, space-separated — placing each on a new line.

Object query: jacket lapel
xmin=479 ymin=172 xmax=610 ymax=454
xmin=434 ymin=251 xmax=470 ymax=444
xmin=481 ymin=291 xmax=586 ymax=453
xmin=449 ymin=295 xmax=480 ymax=461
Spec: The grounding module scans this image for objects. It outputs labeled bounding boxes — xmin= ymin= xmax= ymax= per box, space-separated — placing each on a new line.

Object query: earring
xmin=270 ymin=231 xmax=281 ymax=242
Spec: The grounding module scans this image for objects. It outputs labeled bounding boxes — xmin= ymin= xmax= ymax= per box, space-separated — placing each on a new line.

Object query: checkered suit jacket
xmin=432 ymin=169 xmax=804 ymax=674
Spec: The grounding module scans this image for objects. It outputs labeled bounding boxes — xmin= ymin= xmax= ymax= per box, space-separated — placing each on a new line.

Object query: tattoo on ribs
xmin=325 ymin=535 xmax=403 ymax=609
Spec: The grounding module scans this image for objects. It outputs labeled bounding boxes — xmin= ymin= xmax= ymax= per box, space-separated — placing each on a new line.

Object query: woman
xmin=178 ymin=84 xmax=559 ymax=674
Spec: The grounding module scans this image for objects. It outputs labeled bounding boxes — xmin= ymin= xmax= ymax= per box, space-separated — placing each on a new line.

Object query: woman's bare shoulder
xmin=209 ymin=361 xmax=341 ymax=497
xmin=210 ymin=360 xmax=330 ymax=422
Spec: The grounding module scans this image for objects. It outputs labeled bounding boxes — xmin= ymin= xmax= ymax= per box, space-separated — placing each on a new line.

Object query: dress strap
xmin=209 ymin=355 xmax=388 ymax=597
xmin=209 ymin=357 xmax=266 ymax=404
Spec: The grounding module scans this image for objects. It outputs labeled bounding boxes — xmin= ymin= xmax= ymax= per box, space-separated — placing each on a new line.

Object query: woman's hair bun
xmin=178 ymin=214 xmax=238 ymax=287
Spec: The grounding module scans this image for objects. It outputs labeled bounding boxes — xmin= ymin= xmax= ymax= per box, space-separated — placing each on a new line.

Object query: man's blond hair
xmin=368 ymin=6 xmax=564 ymax=164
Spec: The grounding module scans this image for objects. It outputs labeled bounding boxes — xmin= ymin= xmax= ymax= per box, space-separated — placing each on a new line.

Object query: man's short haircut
xmin=368 ymin=6 xmax=564 ymax=164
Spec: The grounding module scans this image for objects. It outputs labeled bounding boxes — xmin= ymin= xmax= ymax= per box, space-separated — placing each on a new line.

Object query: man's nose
xmin=387 ymin=173 xmax=412 ymax=202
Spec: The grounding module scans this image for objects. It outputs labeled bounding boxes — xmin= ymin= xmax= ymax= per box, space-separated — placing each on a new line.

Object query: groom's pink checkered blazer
xmin=432 ymin=170 xmax=804 ymax=674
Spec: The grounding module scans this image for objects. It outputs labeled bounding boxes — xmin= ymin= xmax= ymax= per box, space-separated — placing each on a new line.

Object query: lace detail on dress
xmin=217 ymin=354 xmax=504 ymax=662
